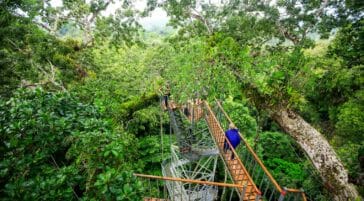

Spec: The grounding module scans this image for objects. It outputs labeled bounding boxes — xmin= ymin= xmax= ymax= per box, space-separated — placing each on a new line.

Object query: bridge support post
xmin=278 ymin=187 xmax=287 ymax=201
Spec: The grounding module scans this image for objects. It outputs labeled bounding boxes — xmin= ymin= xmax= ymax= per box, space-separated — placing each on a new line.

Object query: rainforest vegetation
xmin=0 ymin=0 xmax=363 ymax=200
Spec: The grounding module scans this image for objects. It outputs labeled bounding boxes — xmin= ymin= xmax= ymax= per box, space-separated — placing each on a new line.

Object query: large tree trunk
xmin=271 ymin=106 xmax=359 ymax=201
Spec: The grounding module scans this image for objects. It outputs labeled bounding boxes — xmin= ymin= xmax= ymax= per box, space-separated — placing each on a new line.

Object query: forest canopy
xmin=0 ymin=0 xmax=363 ymax=200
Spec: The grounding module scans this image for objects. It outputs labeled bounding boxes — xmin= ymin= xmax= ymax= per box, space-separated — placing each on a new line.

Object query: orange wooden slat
xmin=203 ymin=101 xmax=262 ymax=200
xmin=214 ymin=99 xmax=308 ymax=200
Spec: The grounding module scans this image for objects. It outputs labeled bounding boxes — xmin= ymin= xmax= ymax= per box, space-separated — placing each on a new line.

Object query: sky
xmin=50 ymin=0 xmax=169 ymax=31
xmin=139 ymin=8 xmax=169 ymax=30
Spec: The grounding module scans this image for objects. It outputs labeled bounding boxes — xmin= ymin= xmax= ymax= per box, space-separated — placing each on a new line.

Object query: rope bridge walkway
xmin=204 ymin=101 xmax=261 ymax=200
xmin=135 ymin=96 xmax=307 ymax=201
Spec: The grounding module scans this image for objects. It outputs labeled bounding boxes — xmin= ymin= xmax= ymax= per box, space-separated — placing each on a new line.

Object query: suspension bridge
xmin=135 ymin=94 xmax=307 ymax=201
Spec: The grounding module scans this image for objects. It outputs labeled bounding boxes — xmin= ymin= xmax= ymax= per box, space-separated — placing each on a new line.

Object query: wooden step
xmin=244 ymin=194 xmax=261 ymax=201
xmin=161 ymin=101 xmax=178 ymax=110
xmin=204 ymin=103 xmax=262 ymax=201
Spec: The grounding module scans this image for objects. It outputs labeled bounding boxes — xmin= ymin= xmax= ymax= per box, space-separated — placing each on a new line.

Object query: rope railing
xmin=168 ymin=108 xmax=192 ymax=154
xmin=214 ymin=99 xmax=307 ymax=201
xmin=134 ymin=174 xmax=244 ymax=188
xmin=156 ymin=90 xmax=306 ymax=200
xmin=204 ymin=101 xmax=262 ymax=200
xmin=134 ymin=173 xmax=244 ymax=201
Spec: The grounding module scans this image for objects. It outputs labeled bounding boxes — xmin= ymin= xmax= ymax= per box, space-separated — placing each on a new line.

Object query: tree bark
xmin=271 ymin=106 xmax=359 ymax=201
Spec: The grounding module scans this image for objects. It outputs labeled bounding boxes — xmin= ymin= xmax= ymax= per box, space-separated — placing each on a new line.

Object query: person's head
xmin=229 ymin=123 xmax=236 ymax=129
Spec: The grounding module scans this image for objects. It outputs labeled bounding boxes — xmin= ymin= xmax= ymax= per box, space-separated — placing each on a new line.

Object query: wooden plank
xmin=203 ymin=101 xmax=262 ymax=200
xmin=215 ymin=100 xmax=283 ymax=193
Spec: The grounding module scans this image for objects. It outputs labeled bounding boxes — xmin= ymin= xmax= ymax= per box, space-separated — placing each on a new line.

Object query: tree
xmin=150 ymin=0 xmax=363 ymax=199
xmin=215 ymin=36 xmax=360 ymax=200
xmin=3 ymin=0 xmax=143 ymax=47
xmin=0 ymin=88 xmax=143 ymax=200
xmin=0 ymin=9 xmax=81 ymax=96
xmin=0 ymin=0 xmax=146 ymax=97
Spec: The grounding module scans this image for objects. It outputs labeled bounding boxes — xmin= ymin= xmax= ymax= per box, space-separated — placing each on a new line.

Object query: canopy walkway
xmin=161 ymin=100 xmax=219 ymax=200
xmin=135 ymin=95 xmax=307 ymax=201
xmin=204 ymin=102 xmax=261 ymax=200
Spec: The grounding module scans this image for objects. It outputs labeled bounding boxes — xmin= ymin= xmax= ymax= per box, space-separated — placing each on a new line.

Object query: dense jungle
xmin=0 ymin=0 xmax=363 ymax=200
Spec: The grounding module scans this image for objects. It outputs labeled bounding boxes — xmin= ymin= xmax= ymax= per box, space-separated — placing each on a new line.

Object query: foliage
xmin=127 ymin=105 xmax=162 ymax=137
xmin=162 ymin=34 xmax=309 ymax=110
xmin=137 ymin=135 xmax=173 ymax=175
xmin=265 ymin=158 xmax=305 ymax=186
xmin=1 ymin=0 xmax=363 ymax=199
xmin=335 ymin=141 xmax=363 ymax=178
xmin=2 ymin=0 xmax=143 ymax=47
xmin=336 ymin=90 xmax=364 ymax=141
xmin=327 ymin=20 xmax=363 ymax=68
xmin=91 ymin=170 xmax=143 ymax=201
xmin=150 ymin=0 xmax=363 ymax=50
xmin=222 ymin=97 xmax=257 ymax=138
xmin=162 ymin=36 xmax=241 ymax=102
xmin=302 ymin=56 xmax=362 ymax=127
xmin=70 ymin=44 xmax=167 ymax=137
xmin=67 ymin=40 xmax=174 ymax=179
xmin=256 ymin=131 xmax=327 ymax=199
xmin=0 ymin=88 xmax=142 ymax=200
xmin=0 ymin=12 xmax=80 ymax=96
xmin=256 ymin=132 xmax=300 ymax=162
xmin=0 ymin=0 xmax=147 ymax=97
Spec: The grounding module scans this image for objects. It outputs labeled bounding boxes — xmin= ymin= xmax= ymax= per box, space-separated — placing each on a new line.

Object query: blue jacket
xmin=225 ymin=129 xmax=241 ymax=148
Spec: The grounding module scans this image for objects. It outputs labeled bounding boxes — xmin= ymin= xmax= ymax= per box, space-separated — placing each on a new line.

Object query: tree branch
xmin=276 ymin=23 xmax=299 ymax=45
xmin=191 ymin=8 xmax=212 ymax=34
xmin=32 ymin=60 xmax=66 ymax=91
xmin=82 ymin=0 xmax=113 ymax=46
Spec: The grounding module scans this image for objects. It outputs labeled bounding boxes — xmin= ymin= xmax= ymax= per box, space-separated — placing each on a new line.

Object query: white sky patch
xmin=104 ymin=1 xmax=169 ymax=31
xmin=51 ymin=0 xmax=169 ymax=31
xmin=50 ymin=0 xmax=63 ymax=7
xmin=140 ymin=8 xmax=169 ymax=31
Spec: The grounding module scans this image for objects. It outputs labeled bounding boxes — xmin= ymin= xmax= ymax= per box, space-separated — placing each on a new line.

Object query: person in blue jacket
xmin=224 ymin=123 xmax=241 ymax=159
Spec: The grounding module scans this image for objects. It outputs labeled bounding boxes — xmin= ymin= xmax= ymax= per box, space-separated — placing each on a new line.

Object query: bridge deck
xmin=204 ymin=102 xmax=261 ymax=201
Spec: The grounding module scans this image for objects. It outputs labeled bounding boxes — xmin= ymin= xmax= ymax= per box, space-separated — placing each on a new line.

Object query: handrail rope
xmin=204 ymin=101 xmax=261 ymax=195
xmin=161 ymin=96 xmax=306 ymax=199
xmin=160 ymin=98 xmax=164 ymax=160
xmin=286 ymin=137 xmax=328 ymax=190
xmin=202 ymin=105 xmax=237 ymax=196
xmin=215 ymin=99 xmax=283 ymax=193
xmin=284 ymin=142 xmax=326 ymax=200
xmin=215 ymin=99 xmax=307 ymax=196
xmin=286 ymin=188 xmax=304 ymax=193
xmin=134 ymin=173 xmax=244 ymax=188
xmin=301 ymin=192 xmax=308 ymax=201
